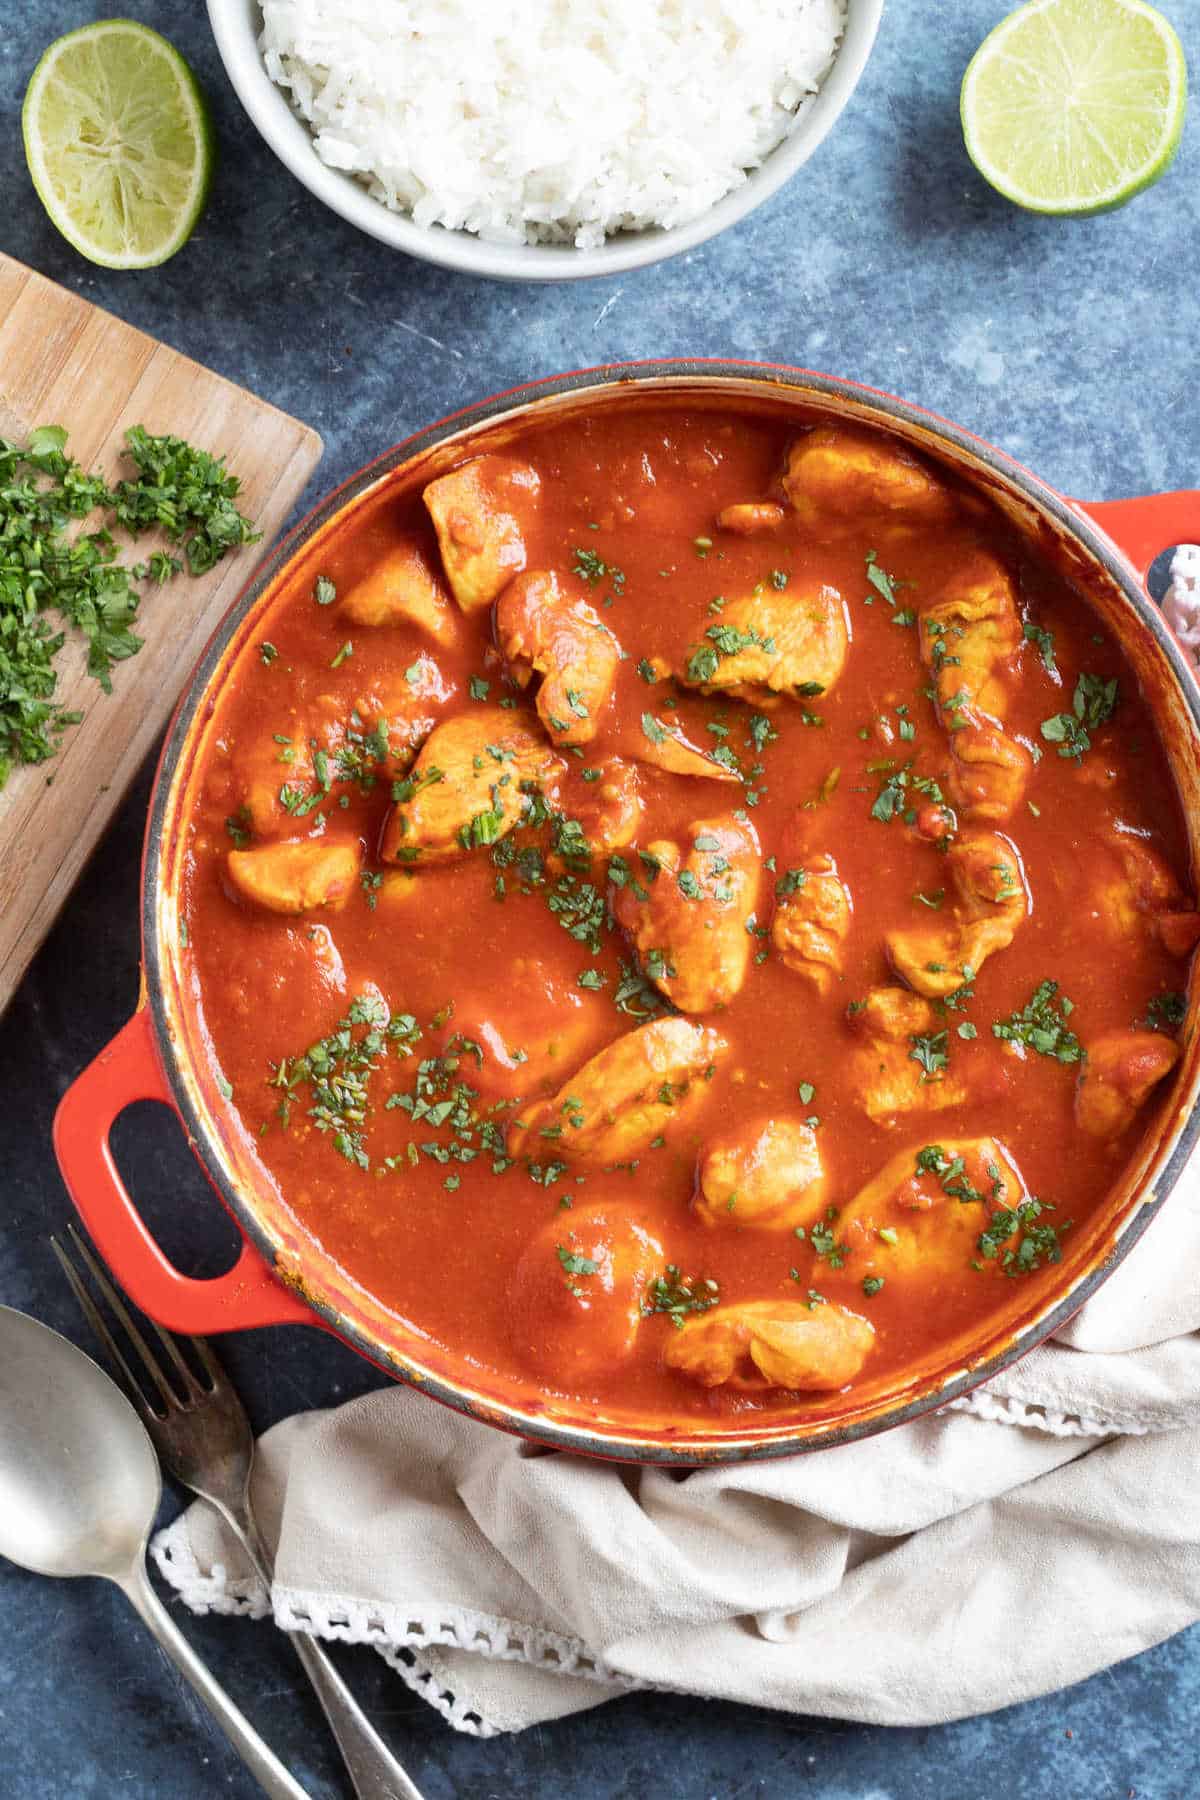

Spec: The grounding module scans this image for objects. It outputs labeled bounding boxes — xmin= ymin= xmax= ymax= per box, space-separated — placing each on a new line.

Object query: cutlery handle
xmin=232 ymin=1508 xmax=425 ymax=1800
xmin=118 ymin=1560 xmax=312 ymax=1800
xmin=286 ymin=1627 xmax=426 ymax=1800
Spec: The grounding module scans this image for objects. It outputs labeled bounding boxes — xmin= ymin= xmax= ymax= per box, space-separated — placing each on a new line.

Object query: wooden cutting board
xmin=0 ymin=253 xmax=323 ymax=1014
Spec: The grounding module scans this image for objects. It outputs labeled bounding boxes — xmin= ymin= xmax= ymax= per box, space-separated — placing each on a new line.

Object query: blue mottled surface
xmin=3 ymin=1 xmax=1200 ymax=1794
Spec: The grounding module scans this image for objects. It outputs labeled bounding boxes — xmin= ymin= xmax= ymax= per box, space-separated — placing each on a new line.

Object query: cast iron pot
xmin=53 ymin=361 xmax=1200 ymax=1465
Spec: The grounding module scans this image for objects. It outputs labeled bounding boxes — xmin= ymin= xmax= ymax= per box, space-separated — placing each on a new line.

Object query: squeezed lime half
xmin=23 ymin=20 xmax=213 ymax=269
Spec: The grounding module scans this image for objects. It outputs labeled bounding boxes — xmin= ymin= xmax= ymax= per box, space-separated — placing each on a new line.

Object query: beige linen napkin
xmin=153 ymin=1146 xmax=1200 ymax=1737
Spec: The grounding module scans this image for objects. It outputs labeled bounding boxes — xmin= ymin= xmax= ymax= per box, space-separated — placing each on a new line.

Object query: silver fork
xmin=52 ymin=1225 xmax=424 ymax=1800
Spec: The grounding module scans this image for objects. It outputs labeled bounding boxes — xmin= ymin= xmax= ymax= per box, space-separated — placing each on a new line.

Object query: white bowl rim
xmin=205 ymin=0 xmax=885 ymax=282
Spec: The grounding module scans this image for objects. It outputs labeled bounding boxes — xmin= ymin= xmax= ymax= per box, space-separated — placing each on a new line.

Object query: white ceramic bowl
xmin=206 ymin=0 xmax=885 ymax=282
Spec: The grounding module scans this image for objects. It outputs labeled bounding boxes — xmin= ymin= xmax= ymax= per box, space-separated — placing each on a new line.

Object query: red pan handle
xmin=53 ymin=1008 xmax=313 ymax=1334
xmin=1075 ymin=491 xmax=1200 ymax=587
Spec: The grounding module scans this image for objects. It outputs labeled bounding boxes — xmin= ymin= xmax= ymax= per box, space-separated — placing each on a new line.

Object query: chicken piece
xmin=338 ymin=539 xmax=458 ymax=646
xmin=373 ymin=869 xmax=421 ymax=912
xmin=678 ymin=581 xmax=849 ymax=705
xmin=1096 ymin=834 xmax=1200 ymax=954
xmin=229 ymin=686 xmax=353 ymax=839
xmin=508 ymin=1017 xmax=727 ymax=1166
xmin=665 ymin=1299 xmax=874 ymax=1392
xmin=495 ymin=570 xmax=620 ymax=747
xmin=237 ymin=657 xmax=458 ymax=840
xmin=887 ymin=831 xmax=1029 ymax=1000
xmin=1075 ymin=1031 xmax=1181 ymax=1138
xmin=839 ymin=1137 xmax=1032 ymax=1281
xmin=623 ymin=716 xmax=741 ymax=784
xmin=226 ymin=840 xmax=360 ymax=915
xmin=612 ymin=815 xmax=761 ymax=1013
xmin=782 ymin=425 xmax=955 ymax=534
xmin=379 ymin=708 xmax=562 ymax=865
xmin=545 ymin=757 xmax=643 ymax=861
xmin=444 ymin=966 xmax=616 ymax=1104
xmin=847 ymin=986 xmax=969 ymax=1123
xmin=697 ymin=1116 xmax=826 ymax=1232
xmin=715 ymin=501 xmax=786 ymax=536
xmin=508 ymin=1204 xmax=663 ymax=1384
xmin=353 ymin=657 xmax=456 ymax=770
xmin=919 ymin=553 xmax=1021 ymax=722
xmin=236 ymin=736 xmax=326 ymax=840
xmin=423 ymin=455 xmax=540 ymax=612
xmin=771 ymin=854 xmax=852 ymax=995
xmin=943 ymin=716 xmax=1032 ymax=823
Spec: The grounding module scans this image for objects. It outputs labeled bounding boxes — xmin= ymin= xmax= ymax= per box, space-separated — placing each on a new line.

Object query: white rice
xmin=258 ymin=0 xmax=847 ymax=249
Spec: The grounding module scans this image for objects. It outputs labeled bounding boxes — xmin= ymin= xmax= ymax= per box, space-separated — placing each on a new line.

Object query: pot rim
xmin=141 ymin=358 xmax=1200 ymax=1464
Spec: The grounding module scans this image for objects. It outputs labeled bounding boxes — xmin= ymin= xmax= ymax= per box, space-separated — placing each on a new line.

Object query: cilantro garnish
xmin=1144 ymin=991 xmax=1187 ymax=1033
xmin=1022 ymin=619 xmax=1057 ymax=673
xmin=992 ymin=980 xmax=1083 ymax=1064
xmin=641 ymin=1265 xmax=720 ymax=1328
xmin=1041 ymin=672 xmax=1119 ymax=761
xmin=909 ymin=1031 xmax=949 ymax=1080
xmin=977 ymin=1199 xmax=1069 ymax=1275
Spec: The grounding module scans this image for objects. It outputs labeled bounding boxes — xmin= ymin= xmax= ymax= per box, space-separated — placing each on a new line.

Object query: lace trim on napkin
xmin=1163 ymin=543 xmax=1200 ymax=663
xmin=152 ymin=1526 xmax=647 ymax=1738
xmin=946 ymin=1390 xmax=1146 ymax=1436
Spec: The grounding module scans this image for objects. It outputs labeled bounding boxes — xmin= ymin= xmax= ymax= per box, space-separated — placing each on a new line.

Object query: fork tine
xmin=50 ymin=1235 xmax=164 ymax=1426
xmin=62 ymin=1223 xmax=188 ymax=1412
xmin=184 ymin=1330 xmax=227 ymax=1390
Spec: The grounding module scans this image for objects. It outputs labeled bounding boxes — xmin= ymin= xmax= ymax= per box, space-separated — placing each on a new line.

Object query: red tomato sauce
xmin=178 ymin=404 xmax=1194 ymax=1425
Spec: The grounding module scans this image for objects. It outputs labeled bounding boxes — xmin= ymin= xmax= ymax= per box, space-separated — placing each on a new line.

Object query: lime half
xmin=961 ymin=0 xmax=1187 ymax=215
xmin=23 ymin=20 xmax=213 ymax=269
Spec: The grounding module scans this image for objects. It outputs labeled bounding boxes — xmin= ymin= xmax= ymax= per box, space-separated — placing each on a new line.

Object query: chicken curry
xmin=181 ymin=404 xmax=1196 ymax=1425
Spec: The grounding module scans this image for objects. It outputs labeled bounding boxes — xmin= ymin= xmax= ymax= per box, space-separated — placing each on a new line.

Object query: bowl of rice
xmin=206 ymin=0 xmax=884 ymax=281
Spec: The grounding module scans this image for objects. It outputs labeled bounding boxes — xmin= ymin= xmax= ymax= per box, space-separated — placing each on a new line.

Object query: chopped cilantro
xmin=572 ymin=547 xmax=625 ymax=597
xmin=993 ymin=980 xmax=1083 ymax=1064
xmin=1023 ymin=619 xmax=1057 ymax=673
xmin=1144 ymin=991 xmax=1187 ymax=1033
xmin=909 ymin=1030 xmax=949 ymax=1080
xmin=977 ymin=1199 xmax=1069 ymax=1275
xmin=556 ymin=1245 xmax=599 ymax=1278
xmin=642 ymin=1266 xmax=720 ymax=1329
xmin=1041 ymin=672 xmax=1119 ymax=761
xmin=0 ymin=424 xmax=258 ymax=783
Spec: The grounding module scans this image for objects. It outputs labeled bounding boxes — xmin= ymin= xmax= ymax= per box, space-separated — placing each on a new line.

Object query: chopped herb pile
xmin=0 ymin=423 xmax=257 ymax=787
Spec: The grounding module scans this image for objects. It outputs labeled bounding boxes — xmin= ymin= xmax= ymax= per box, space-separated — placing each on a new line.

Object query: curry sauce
xmin=181 ymin=406 xmax=1195 ymax=1422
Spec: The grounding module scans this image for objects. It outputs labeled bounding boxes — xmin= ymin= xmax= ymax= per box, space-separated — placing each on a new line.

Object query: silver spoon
xmin=0 ymin=1303 xmax=310 ymax=1800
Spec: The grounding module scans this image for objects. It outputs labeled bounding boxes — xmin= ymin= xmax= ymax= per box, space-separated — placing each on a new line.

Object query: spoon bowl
xmin=0 ymin=1302 xmax=308 ymax=1798
xmin=0 ymin=1304 xmax=160 ymax=1580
